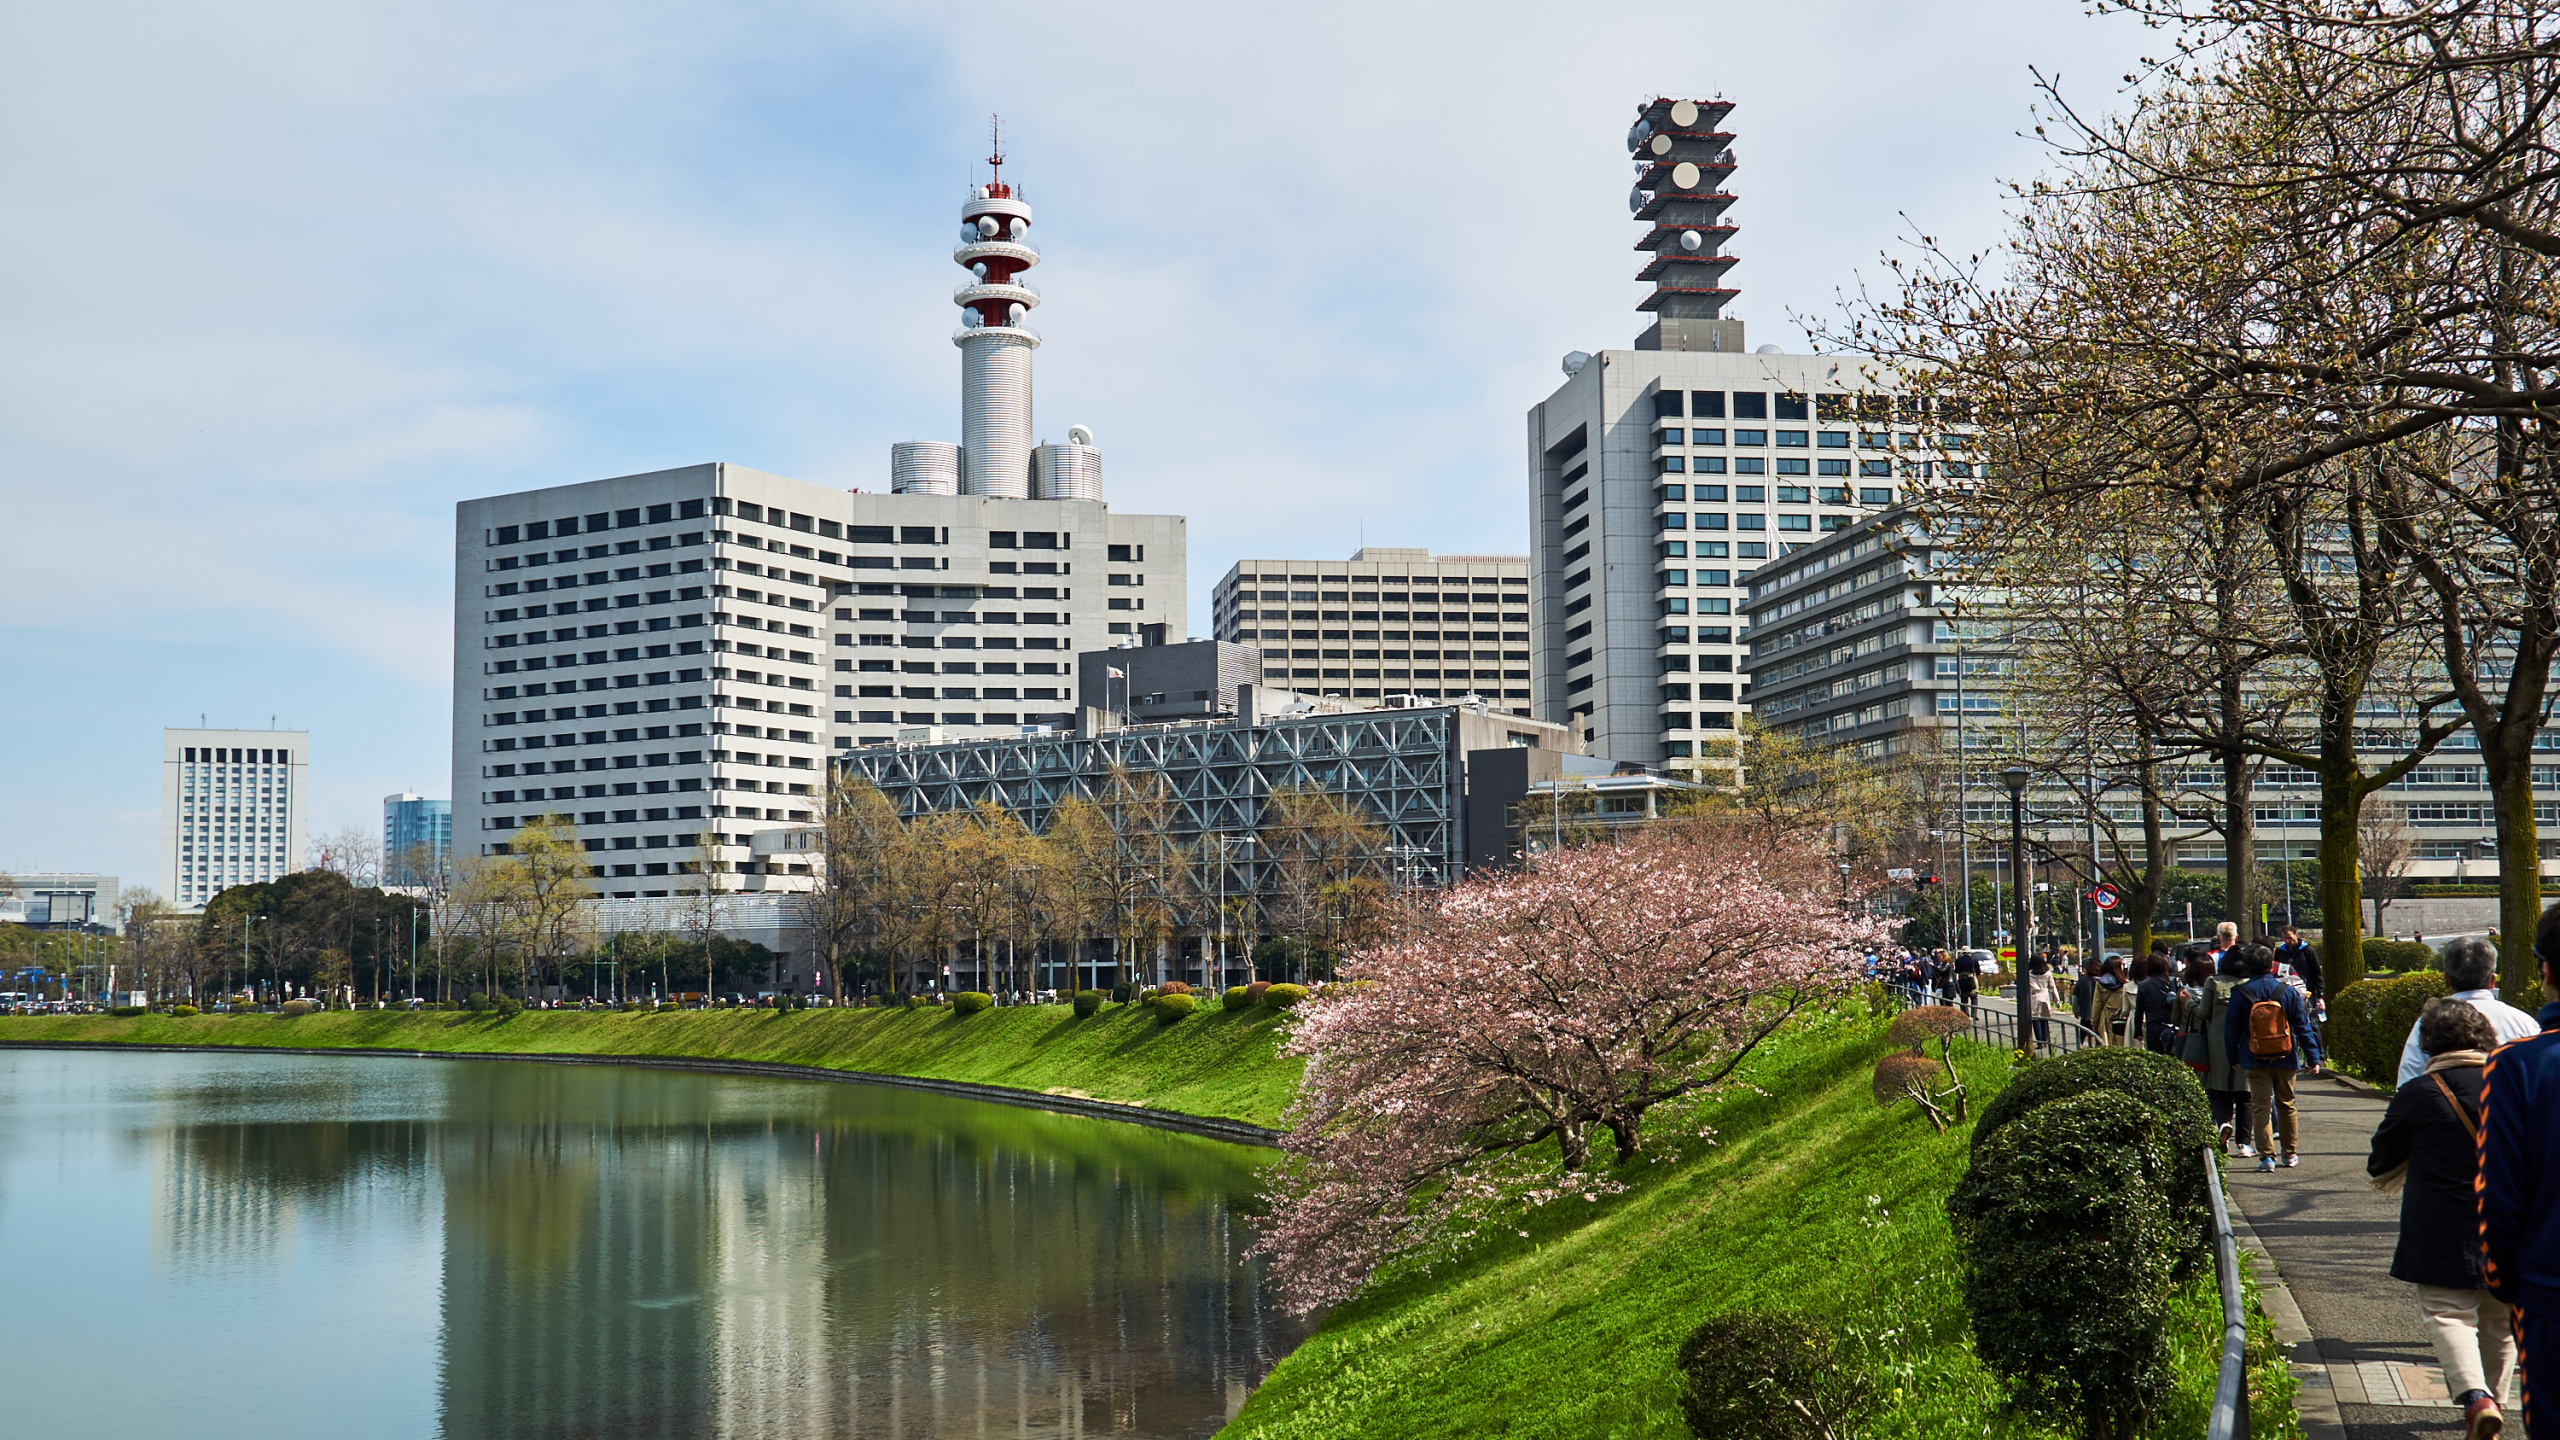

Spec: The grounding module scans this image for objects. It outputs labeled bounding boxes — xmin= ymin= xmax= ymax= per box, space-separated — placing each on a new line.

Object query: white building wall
xmin=161 ymin=728 xmax=310 ymax=911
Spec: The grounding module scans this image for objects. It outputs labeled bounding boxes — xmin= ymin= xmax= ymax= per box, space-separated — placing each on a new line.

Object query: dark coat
xmin=2482 ymin=1004 xmax=2560 ymax=1305
xmin=2135 ymin=975 xmax=2182 ymax=1049
xmin=2368 ymin=1061 xmax=2489 ymax=1290
xmin=2224 ymin=974 xmax=2321 ymax=1071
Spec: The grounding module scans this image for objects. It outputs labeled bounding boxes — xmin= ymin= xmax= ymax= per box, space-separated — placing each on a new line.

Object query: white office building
xmin=455 ymin=139 xmax=1185 ymax=897
xmin=162 ymin=729 xmax=310 ymax=910
xmin=1524 ymin=96 xmax=1939 ymax=772
xmin=1208 ymin=549 xmax=1532 ymax=715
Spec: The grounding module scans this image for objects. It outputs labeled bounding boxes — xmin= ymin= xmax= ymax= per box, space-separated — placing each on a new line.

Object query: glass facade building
xmin=384 ymin=793 xmax=453 ymax=887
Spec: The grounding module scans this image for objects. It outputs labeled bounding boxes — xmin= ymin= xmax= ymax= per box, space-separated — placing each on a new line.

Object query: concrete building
xmin=455 ymin=141 xmax=1183 ymax=898
xmin=0 ymin=873 xmax=121 ymax=929
xmin=1075 ymin=638 xmax=1264 ymax=724
xmin=1207 ymin=548 xmax=1532 ymax=715
xmin=1524 ymin=96 xmax=1950 ymax=773
xmin=383 ymin=794 xmax=453 ymax=887
xmin=162 ymin=729 xmax=310 ymax=910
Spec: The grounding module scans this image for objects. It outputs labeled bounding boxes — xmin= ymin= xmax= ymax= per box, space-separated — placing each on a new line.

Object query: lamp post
xmin=2002 ymin=764 xmax=2034 ymax=1054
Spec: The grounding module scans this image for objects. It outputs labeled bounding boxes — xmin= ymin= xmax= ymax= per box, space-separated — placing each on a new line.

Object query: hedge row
xmin=2325 ymin=970 xmax=2449 ymax=1085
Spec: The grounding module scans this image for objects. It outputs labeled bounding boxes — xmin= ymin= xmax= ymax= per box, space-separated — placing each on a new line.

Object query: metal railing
xmin=1878 ymin=980 xmax=2110 ymax=1055
xmin=2205 ymin=1144 xmax=2251 ymax=1440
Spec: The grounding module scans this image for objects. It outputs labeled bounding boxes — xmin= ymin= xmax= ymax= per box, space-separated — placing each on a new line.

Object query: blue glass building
xmin=384 ymin=793 xmax=453 ymax=886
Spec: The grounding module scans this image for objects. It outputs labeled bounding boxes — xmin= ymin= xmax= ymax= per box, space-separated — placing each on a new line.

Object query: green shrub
xmin=656 ymin=1001 xmax=681 ymax=1013
xmin=1971 ymin=1045 xmax=2215 ymax=1251
xmin=2327 ymin=969 xmax=2450 ymax=1086
xmin=1153 ymin=993 xmax=1198 ymax=1022
xmin=1073 ymin=990 xmax=1106 ymax=1019
xmin=1261 ymin=982 xmax=1309 ymax=1009
xmin=493 ymin=996 xmax=524 ymax=1018
xmin=1222 ymin=985 xmax=1254 ymax=1011
xmin=280 ymin=999 xmax=316 ymax=1017
xmin=618 ymin=999 xmax=640 ymax=1012
xmin=1672 ymin=1309 xmax=1875 ymax=1440
xmin=952 ymin=991 xmax=994 ymax=1014
xmin=1948 ymin=1089 xmax=2189 ymax=1438
xmin=466 ymin=992 xmax=492 ymax=1013
xmin=1111 ymin=981 xmax=1137 ymax=1003
xmin=169 ymin=1004 xmax=199 ymax=1018
xmin=2362 ymin=937 xmax=2439 ymax=974
xmin=108 ymin=1005 xmax=147 ymax=1018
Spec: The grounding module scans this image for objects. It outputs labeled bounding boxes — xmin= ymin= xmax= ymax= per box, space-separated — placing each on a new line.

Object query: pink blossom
xmin=1252 ymin=824 xmax=1889 ymax=1312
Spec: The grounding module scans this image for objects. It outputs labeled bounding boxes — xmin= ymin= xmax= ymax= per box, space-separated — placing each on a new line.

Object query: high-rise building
xmin=162 ymin=729 xmax=309 ymax=910
xmin=454 ymin=134 xmax=1184 ymax=897
xmin=1207 ymin=548 xmax=1532 ymax=715
xmin=1524 ymin=96 xmax=1925 ymax=773
xmin=383 ymin=794 xmax=453 ymax=887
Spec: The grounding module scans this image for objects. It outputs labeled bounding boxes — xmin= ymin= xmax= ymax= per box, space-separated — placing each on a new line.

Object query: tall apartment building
xmin=1523 ymin=97 xmax=1936 ymax=771
xmin=454 ymin=141 xmax=1184 ymax=896
xmin=383 ymin=794 xmax=453 ymax=886
xmin=161 ymin=728 xmax=310 ymax=910
xmin=1207 ymin=548 xmax=1532 ymax=716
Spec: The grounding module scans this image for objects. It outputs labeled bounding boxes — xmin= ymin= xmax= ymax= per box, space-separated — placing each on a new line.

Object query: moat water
xmin=0 ymin=1049 xmax=1305 ymax=1439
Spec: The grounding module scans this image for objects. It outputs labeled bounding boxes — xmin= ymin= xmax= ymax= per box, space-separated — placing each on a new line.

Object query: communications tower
xmin=1629 ymin=96 xmax=1741 ymax=352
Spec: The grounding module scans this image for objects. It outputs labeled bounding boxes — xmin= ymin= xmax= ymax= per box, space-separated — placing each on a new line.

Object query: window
xmin=1658 ymin=428 xmax=1683 ymax=444
xmin=1736 ymin=486 xmax=1766 ymax=502
xmin=1698 ymin=568 xmax=1729 ymax=585
xmin=1860 ymin=487 xmax=1894 ymax=504
xmin=1696 ymin=513 xmax=1728 ymax=530
xmin=1660 ymin=568 xmax=1688 ymax=585
xmin=1778 ymin=515 xmax=1813 ymax=531
xmin=1861 ymin=459 xmax=1893 ymax=477
xmin=1691 ymin=391 xmax=1726 ymax=418
xmin=988 ymin=531 xmax=1017 ymax=548
xmin=1734 ymin=428 xmax=1767 ymax=446
xmin=900 ymin=525 xmax=937 ymax=545
xmin=1693 ymin=484 xmax=1727 ymax=501
xmin=1819 ymin=515 xmax=1855 ymax=531
xmin=1817 ymin=459 xmax=1851 ymax=477
xmin=1654 ymin=390 xmax=1685 ymax=417
xmin=1698 ymin=541 xmax=1729 ymax=557
xmin=849 ymin=525 xmax=893 ymax=544
xmin=1692 ymin=428 xmax=1725 ymax=445
xmin=1657 ymin=484 xmax=1686 ymax=502
xmin=1775 ymin=393 xmax=1808 ymax=421
xmin=1775 ymin=430 xmax=1808 ymax=447
xmin=1659 ymin=455 xmax=1685 ymax=473
xmin=1817 ymin=431 xmax=1850 ymax=448
xmin=1737 ymin=543 xmax=1767 ymax=559
xmin=1776 ymin=485 xmax=1810 ymax=503
xmin=1658 ymin=540 xmax=1688 ymax=558
xmin=1776 ymin=458 xmax=1810 ymax=475
xmin=1737 ymin=514 xmax=1766 ymax=530
xmin=646 ymin=503 xmax=672 ymax=524
xmin=1818 ymin=486 xmax=1850 ymax=504
xmin=1694 ymin=456 xmax=1728 ymax=474
xmin=1659 ymin=512 xmax=1687 ymax=529
xmin=1733 ymin=392 xmax=1767 ymax=420
xmin=1735 ymin=457 xmax=1766 ymax=474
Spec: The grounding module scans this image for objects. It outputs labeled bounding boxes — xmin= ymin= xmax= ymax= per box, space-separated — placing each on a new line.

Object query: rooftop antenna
xmin=986 ymin=113 xmax=1007 ymax=198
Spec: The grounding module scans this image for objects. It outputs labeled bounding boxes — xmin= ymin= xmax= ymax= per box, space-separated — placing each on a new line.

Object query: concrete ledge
xmin=0 ymin=1039 xmax=1285 ymax=1149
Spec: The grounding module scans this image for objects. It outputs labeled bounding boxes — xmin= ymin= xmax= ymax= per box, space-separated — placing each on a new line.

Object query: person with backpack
xmin=2368 ymin=999 xmax=2510 ymax=1440
xmin=2478 ymin=903 xmax=2560 ymax=1440
xmin=2183 ymin=944 xmax=2256 ymax=1155
xmin=1953 ymin=947 xmax=1982 ymax=1016
xmin=2224 ymin=942 xmax=2323 ymax=1171
xmin=2136 ymin=951 xmax=2186 ymax=1056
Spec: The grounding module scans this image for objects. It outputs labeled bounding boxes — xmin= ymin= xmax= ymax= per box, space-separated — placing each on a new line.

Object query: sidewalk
xmin=2221 ymin=1072 xmax=2510 ymax=1440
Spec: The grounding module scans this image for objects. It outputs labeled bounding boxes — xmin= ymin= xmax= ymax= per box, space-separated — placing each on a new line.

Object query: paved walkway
xmin=2222 ymin=1073 xmax=2514 ymax=1440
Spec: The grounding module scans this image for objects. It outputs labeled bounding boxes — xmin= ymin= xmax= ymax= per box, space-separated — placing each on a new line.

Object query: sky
xmin=0 ymin=0 xmax=2161 ymax=894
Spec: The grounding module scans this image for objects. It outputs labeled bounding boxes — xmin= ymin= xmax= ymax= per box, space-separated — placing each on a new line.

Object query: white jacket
xmin=2395 ymin=989 xmax=2544 ymax=1085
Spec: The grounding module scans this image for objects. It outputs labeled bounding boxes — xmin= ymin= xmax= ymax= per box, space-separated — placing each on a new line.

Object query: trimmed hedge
xmin=1672 ymin=1310 xmax=1875 ymax=1440
xmin=951 ymin=991 xmax=993 ymax=1015
xmin=1153 ymin=993 xmax=1198 ymax=1022
xmin=1972 ymin=1046 xmax=2215 ymax=1273
xmin=108 ymin=1005 xmax=147 ymax=1018
xmin=1222 ymin=985 xmax=1254 ymax=1011
xmin=169 ymin=1004 xmax=199 ymax=1018
xmin=2326 ymin=969 xmax=2449 ymax=1086
xmin=1158 ymin=981 xmax=1192 ymax=996
xmin=280 ymin=999 xmax=316 ymax=1017
xmin=2362 ymin=937 xmax=2438 ymax=974
xmin=1949 ymin=1089 xmax=2188 ymax=1436
xmin=1072 ymin=989 xmax=1106 ymax=1019
xmin=1262 ymin=983 xmax=1310 ymax=1009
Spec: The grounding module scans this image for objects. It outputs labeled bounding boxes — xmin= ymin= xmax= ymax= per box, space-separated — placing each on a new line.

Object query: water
xmin=0 ymin=1049 xmax=1307 ymax=1439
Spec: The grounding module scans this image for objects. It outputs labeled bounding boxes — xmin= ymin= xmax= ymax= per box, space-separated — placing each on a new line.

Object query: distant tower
xmin=889 ymin=118 xmax=1102 ymax=500
xmin=1629 ymin=96 xmax=1743 ymax=352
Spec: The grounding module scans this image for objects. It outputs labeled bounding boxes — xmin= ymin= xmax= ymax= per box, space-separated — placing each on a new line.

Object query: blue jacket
xmin=2479 ymin=1001 xmax=2560 ymax=1305
xmin=2223 ymin=974 xmax=2321 ymax=1071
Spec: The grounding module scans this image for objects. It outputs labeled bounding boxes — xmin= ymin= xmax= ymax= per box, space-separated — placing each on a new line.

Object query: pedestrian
xmin=2073 ymin=954 xmax=2100 ymax=1033
xmin=2480 ymin=903 xmax=2560 ymax=1440
xmin=2224 ymin=942 xmax=2324 ymax=1171
xmin=2395 ymin=937 xmax=2541 ymax=1087
xmin=2183 ymin=943 xmax=2256 ymax=1154
xmin=2274 ymin=925 xmax=2327 ymax=1019
xmin=2090 ymin=954 xmax=2132 ymax=1047
xmin=1932 ymin=948 xmax=1957 ymax=1006
xmin=2137 ymin=950 xmax=2186 ymax=1056
xmin=1954 ymin=945 xmax=1981 ymax=1016
xmin=2026 ymin=952 xmax=2059 ymax=1051
xmin=2368 ymin=998 xmax=2512 ymax=1440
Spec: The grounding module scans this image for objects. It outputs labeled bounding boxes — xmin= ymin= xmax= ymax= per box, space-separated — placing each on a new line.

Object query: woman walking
xmin=2135 ymin=951 xmax=2185 ymax=1055
xmin=2368 ymin=999 xmax=2511 ymax=1439
xmin=2183 ymin=944 xmax=2255 ymax=1156
xmin=2088 ymin=954 xmax=2132 ymax=1046
xmin=2026 ymin=953 xmax=2061 ymax=1052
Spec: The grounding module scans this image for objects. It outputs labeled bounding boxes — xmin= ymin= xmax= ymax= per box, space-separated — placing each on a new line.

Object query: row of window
xmin=1659 ymin=516 xmax=1846 ymax=541
xmin=1227 ymin=629 xmax=1534 ymax=644
xmin=846 ymin=685 xmax=1065 ymax=700
xmin=491 ymin=541 xmax=705 ymax=574
xmin=1266 ymin=667 xmax=1528 ymax=680
xmin=1650 ymin=391 xmax=1953 ymax=423
xmin=836 ymin=638 xmax=1068 ymax=656
xmin=488 ymin=501 xmax=706 ymax=546
xmin=846 ymin=710 xmax=1077 ymax=727
xmin=1225 ymin=574 xmax=1526 ymax=587
xmin=840 ymin=660 xmax=1065 ymax=675
xmin=1660 ymin=483 xmax=1889 ymax=506
xmin=1658 ymin=625 xmax=1738 ymax=645
xmin=179 ymin=747 xmax=291 ymax=764
xmin=1657 ymin=569 xmax=1734 ymax=586
xmin=1655 ymin=428 xmax=1957 ymax=450
xmin=1262 ymin=647 xmax=1524 ymax=660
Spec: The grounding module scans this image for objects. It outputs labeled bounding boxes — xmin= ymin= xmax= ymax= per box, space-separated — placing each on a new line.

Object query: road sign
xmin=2090 ymin=883 xmax=2122 ymax=912
xmin=1886 ymin=867 xmax=1915 ymax=882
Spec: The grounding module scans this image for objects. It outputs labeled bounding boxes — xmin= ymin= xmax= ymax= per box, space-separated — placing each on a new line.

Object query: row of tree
xmin=1809 ymin=0 xmax=2560 ymax=1001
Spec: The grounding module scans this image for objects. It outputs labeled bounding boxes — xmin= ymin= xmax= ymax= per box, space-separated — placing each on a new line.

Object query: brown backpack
xmin=2247 ymin=994 xmax=2293 ymax=1058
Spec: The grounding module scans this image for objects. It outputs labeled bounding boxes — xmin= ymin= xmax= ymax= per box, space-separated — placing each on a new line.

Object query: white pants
xmin=2418 ymin=1283 xmax=2516 ymax=1402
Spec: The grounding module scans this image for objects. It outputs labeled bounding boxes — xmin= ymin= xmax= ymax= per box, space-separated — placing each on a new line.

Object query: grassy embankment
xmin=0 ymin=1002 xmax=1301 ymax=1129
xmin=1224 ymin=1004 xmax=2301 ymax=1440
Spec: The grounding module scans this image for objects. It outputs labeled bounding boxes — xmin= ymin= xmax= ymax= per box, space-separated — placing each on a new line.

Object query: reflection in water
xmin=3 ymin=1050 xmax=1303 ymax=1440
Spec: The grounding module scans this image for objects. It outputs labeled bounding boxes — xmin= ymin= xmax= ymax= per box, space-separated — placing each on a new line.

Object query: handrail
xmin=2205 ymin=1143 xmax=2251 ymax=1440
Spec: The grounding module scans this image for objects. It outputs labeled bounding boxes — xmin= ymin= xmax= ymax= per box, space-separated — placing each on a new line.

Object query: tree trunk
xmin=2319 ymin=765 xmax=2366 ymax=997
xmin=2485 ymin=727 xmax=2545 ymax=1006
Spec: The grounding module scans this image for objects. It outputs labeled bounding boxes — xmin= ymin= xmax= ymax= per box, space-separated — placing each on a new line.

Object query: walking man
xmin=2225 ymin=942 xmax=2322 ymax=1171
xmin=2480 ymin=905 xmax=2560 ymax=1439
xmin=2397 ymin=936 xmax=2540 ymax=1088
xmin=2274 ymin=925 xmax=2327 ymax=1017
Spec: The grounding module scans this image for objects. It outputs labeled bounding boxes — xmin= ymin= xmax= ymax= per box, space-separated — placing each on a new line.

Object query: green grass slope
xmin=1222 ymin=1006 xmax=2297 ymax=1440
xmin=0 ymin=1003 xmax=1302 ymax=1129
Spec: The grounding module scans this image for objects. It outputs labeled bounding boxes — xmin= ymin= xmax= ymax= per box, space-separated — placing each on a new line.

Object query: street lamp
xmin=2001 ymin=764 xmax=2034 ymax=1054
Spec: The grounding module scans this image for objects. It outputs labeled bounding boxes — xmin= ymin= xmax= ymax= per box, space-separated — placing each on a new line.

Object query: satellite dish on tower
xmin=1649 ymin=134 xmax=1672 ymax=156
xmin=1067 ymin=425 xmax=1094 ymax=446
xmin=1671 ymin=162 xmax=1700 ymax=190
xmin=1629 ymin=187 xmax=1650 ymax=214
xmin=1680 ymin=230 xmax=1704 ymax=252
xmin=1670 ymin=99 xmax=1699 ymax=127
xmin=1562 ymin=351 xmax=1592 ymax=377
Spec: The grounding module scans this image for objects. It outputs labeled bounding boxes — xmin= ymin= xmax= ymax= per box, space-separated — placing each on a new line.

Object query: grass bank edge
xmin=0 ymin=1004 xmax=1305 ymax=1130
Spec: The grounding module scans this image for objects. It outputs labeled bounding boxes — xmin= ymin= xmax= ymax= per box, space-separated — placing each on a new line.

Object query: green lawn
xmin=1222 ymin=1003 xmax=2299 ymax=1440
xmin=0 ymin=1002 xmax=1302 ymax=1129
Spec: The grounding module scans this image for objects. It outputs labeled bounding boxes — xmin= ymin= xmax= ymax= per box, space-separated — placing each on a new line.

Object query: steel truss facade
xmin=837 ymin=708 xmax=1467 ymax=887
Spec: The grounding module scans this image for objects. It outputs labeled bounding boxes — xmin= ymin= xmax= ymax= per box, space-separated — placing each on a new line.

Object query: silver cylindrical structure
xmin=1031 ymin=442 xmax=1103 ymax=501
xmin=958 ymin=330 xmax=1037 ymax=497
xmin=890 ymin=440 xmax=961 ymax=495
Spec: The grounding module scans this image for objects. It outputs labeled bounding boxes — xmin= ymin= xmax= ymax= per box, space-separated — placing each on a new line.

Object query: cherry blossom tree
xmin=1254 ymin=823 xmax=1889 ymax=1312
